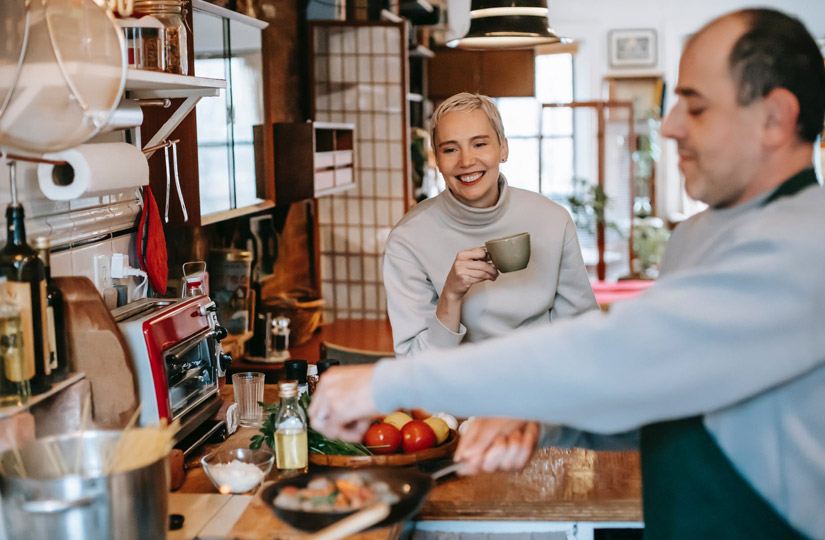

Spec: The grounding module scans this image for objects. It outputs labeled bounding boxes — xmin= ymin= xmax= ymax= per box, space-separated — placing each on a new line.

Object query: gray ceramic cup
xmin=484 ymin=232 xmax=531 ymax=273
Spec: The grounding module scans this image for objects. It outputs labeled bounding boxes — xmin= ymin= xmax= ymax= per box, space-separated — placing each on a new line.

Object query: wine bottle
xmin=33 ymin=236 xmax=68 ymax=383
xmin=0 ymin=276 xmax=30 ymax=406
xmin=0 ymin=204 xmax=51 ymax=395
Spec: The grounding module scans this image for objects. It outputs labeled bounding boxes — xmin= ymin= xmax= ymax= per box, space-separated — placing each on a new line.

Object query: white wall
xmin=446 ymin=0 xmax=825 ymax=219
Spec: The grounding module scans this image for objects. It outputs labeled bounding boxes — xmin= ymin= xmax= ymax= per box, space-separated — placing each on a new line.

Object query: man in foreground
xmin=310 ymin=8 xmax=825 ymax=539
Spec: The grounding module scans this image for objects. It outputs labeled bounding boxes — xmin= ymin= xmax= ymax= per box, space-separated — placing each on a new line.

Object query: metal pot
xmin=0 ymin=430 xmax=169 ymax=540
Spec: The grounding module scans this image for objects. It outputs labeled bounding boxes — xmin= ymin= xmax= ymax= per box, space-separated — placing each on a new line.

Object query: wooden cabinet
xmin=270 ymin=121 xmax=356 ymax=204
xmin=428 ymin=47 xmax=535 ymax=100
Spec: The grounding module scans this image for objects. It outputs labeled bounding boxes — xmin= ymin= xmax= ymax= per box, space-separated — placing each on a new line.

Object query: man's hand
xmin=454 ymin=418 xmax=540 ymax=474
xmin=308 ymin=365 xmax=381 ymax=442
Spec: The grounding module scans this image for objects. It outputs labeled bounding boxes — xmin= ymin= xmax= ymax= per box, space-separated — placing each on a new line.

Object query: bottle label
xmin=2 ymin=281 xmax=35 ymax=381
xmin=37 ymin=280 xmax=50 ymax=376
xmin=0 ymin=313 xmax=26 ymax=382
xmin=46 ymin=305 xmax=58 ymax=371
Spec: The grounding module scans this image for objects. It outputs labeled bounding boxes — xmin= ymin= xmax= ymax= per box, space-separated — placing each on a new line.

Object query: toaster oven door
xmin=163 ymin=328 xmax=219 ymax=420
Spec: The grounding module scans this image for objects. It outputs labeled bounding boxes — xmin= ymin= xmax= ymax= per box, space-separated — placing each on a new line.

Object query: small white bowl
xmin=201 ymin=448 xmax=275 ymax=494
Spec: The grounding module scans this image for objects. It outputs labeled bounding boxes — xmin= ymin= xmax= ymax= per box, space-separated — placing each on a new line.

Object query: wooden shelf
xmin=0 ymin=373 xmax=85 ymax=420
xmin=272 ymin=121 xmax=357 ymax=204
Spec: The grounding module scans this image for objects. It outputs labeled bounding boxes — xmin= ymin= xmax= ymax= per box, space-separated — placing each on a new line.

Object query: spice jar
xmin=132 ymin=0 xmax=189 ymax=75
xmin=118 ymin=16 xmax=166 ymax=72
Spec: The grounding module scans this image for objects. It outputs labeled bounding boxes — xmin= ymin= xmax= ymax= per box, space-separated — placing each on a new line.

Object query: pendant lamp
xmin=447 ymin=0 xmax=568 ymax=50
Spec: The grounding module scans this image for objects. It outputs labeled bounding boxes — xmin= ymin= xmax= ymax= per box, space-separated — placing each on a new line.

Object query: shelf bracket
xmin=127 ymin=88 xmax=219 ymax=159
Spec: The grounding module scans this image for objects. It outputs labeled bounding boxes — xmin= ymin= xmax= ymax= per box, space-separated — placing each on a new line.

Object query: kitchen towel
xmin=36 ymin=142 xmax=149 ymax=200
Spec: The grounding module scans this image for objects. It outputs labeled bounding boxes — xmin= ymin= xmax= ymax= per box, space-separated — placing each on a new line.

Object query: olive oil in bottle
xmin=0 ymin=276 xmax=30 ymax=406
xmin=0 ymin=162 xmax=50 ymax=394
xmin=274 ymin=380 xmax=308 ymax=475
xmin=33 ymin=236 xmax=68 ymax=383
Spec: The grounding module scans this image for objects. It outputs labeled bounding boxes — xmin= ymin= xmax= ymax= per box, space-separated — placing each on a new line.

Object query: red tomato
xmin=364 ymin=423 xmax=402 ymax=454
xmin=401 ymin=420 xmax=436 ymax=453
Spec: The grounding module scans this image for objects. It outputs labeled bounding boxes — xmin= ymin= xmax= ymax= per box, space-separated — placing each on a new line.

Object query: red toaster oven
xmin=113 ymin=296 xmax=230 ymax=444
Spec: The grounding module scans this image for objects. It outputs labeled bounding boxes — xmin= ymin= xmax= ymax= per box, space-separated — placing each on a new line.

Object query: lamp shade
xmin=447 ymin=0 xmax=568 ymax=50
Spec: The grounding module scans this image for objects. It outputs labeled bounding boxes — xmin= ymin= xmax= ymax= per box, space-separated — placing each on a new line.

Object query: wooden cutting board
xmin=169 ymin=493 xmax=252 ymax=540
xmin=227 ymin=486 xmax=404 ymax=540
xmin=54 ymin=277 xmax=139 ymax=429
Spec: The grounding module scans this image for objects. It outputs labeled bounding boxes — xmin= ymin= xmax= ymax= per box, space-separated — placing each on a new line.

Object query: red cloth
xmin=591 ymin=280 xmax=654 ymax=307
xmin=137 ymin=187 xmax=168 ymax=295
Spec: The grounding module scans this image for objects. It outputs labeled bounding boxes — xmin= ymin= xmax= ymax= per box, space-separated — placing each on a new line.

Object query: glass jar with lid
xmin=132 ymin=0 xmax=189 ymax=75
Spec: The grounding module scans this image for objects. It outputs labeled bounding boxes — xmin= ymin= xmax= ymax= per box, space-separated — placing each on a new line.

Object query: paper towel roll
xmin=37 ymin=142 xmax=149 ymax=200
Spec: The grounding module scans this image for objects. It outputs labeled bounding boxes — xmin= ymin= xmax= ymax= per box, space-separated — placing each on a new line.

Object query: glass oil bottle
xmin=274 ymin=380 xmax=308 ymax=476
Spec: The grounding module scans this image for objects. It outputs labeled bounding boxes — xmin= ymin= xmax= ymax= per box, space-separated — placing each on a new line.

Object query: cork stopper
xmin=278 ymin=380 xmax=298 ymax=398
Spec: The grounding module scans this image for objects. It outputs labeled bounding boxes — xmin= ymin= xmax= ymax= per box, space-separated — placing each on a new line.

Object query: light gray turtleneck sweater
xmin=383 ymin=176 xmax=597 ymax=357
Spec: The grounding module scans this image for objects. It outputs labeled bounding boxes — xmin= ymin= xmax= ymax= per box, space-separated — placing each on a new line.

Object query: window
xmin=496 ymin=53 xmax=574 ymax=202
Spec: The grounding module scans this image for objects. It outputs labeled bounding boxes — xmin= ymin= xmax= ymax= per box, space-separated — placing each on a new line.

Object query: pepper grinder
xmin=284 ymin=359 xmax=308 ymax=397
xmin=268 ymin=316 xmax=291 ymax=362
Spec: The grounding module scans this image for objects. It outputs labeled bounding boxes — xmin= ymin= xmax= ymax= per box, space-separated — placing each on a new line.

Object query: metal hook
xmin=171 ymin=141 xmax=187 ymax=222
xmin=163 ymin=145 xmax=171 ymax=223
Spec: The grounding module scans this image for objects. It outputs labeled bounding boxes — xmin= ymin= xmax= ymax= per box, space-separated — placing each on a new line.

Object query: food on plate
xmin=423 ymin=417 xmax=449 ymax=445
xmin=357 ymin=410 xmax=456 ymax=454
xmin=364 ymin=423 xmax=402 ymax=454
xmin=431 ymin=412 xmax=458 ymax=431
xmin=401 ymin=420 xmax=436 ymax=453
xmin=383 ymin=411 xmax=414 ymax=431
xmin=273 ymin=472 xmax=400 ymax=512
xmin=309 ymin=428 xmax=371 ymax=456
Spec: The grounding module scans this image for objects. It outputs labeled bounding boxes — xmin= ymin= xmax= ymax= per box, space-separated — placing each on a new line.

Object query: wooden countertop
xmin=177 ymin=385 xmax=643 ymax=537
xmin=228 ymin=318 xmax=394 ymax=380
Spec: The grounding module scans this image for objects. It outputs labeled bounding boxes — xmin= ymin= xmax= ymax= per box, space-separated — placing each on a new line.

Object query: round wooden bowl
xmin=309 ymin=430 xmax=458 ymax=467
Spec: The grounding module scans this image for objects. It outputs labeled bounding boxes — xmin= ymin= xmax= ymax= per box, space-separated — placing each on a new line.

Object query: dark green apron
xmin=639 ymin=168 xmax=820 ymax=540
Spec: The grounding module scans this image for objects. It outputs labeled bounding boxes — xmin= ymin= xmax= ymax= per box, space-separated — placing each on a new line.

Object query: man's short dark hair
xmin=729 ymin=9 xmax=825 ymax=142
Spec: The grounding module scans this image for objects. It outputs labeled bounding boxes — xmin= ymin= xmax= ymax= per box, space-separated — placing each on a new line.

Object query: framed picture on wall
xmin=609 ymin=29 xmax=657 ymax=68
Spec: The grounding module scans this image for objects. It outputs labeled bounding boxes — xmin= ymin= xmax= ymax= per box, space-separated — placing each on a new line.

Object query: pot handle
xmin=308 ymin=502 xmax=391 ymax=540
xmin=21 ymin=495 xmax=97 ymax=514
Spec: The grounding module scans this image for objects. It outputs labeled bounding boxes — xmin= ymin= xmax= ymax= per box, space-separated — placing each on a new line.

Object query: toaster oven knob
xmin=199 ymin=304 xmax=218 ymax=316
xmin=215 ymin=325 xmax=228 ymax=341
xmin=220 ymin=353 xmax=232 ymax=371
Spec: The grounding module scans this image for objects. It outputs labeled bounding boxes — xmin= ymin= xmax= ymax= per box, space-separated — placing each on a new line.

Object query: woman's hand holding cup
xmin=436 ymin=247 xmax=498 ymax=333
xmin=442 ymin=247 xmax=499 ymax=301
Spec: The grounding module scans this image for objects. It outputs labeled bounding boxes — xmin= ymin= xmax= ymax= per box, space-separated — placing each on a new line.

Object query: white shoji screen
xmin=311 ymin=22 xmax=412 ymax=321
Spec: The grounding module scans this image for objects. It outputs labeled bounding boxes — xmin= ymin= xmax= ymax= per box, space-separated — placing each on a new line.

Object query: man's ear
xmin=500 ymin=138 xmax=509 ymax=163
xmin=762 ymin=88 xmax=801 ymax=146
